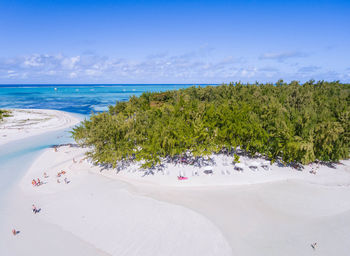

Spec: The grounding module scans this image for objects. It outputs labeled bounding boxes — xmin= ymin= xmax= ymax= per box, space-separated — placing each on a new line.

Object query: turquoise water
xmin=0 ymin=128 xmax=74 ymax=191
xmin=0 ymin=84 xmax=215 ymax=240
xmin=0 ymin=84 xmax=212 ymax=196
xmin=0 ymin=84 xmax=204 ymax=114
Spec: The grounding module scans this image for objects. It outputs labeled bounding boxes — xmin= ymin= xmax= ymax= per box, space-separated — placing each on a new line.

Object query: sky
xmin=0 ymin=0 xmax=349 ymax=84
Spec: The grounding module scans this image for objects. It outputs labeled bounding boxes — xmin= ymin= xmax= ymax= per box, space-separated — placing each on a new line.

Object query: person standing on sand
xmin=311 ymin=242 xmax=317 ymax=250
xmin=32 ymin=204 xmax=37 ymax=213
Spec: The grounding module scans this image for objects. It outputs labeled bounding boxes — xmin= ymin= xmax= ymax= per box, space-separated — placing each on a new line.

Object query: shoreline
xmin=0 ymin=108 xmax=81 ymax=146
xmin=3 ymin=145 xmax=232 ymax=256
xmin=4 ymin=144 xmax=350 ymax=255
xmin=0 ymin=109 xmax=91 ymax=255
xmin=0 ymin=109 xmax=82 ymax=194
xmin=1 ymin=108 xmax=350 ymax=255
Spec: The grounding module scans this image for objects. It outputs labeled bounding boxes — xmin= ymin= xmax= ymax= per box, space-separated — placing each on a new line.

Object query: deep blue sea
xmin=0 ymin=84 xmax=208 ymax=115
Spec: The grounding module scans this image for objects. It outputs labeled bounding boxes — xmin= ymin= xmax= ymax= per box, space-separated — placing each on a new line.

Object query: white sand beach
xmin=0 ymin=109 xmax=81 ymax=146
xmin=2 ymin=145 xmax=231 ymax=256
xmin=2 ymin=143 xmax=350 ymax=256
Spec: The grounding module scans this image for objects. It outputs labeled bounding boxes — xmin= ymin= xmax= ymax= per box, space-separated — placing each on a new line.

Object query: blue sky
xmin=0 ymin=0 xmax=349 ymax=83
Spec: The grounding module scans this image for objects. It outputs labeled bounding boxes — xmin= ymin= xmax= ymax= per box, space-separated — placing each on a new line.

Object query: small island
xmin=2 ymin=0 xmax=350 ymax=254
xmin=2 ymin=82 xmax=350 ymax=256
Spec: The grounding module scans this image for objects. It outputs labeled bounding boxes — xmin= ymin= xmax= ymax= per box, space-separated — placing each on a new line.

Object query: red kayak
xmin=178 ymin=176 xmax=188 ymax=180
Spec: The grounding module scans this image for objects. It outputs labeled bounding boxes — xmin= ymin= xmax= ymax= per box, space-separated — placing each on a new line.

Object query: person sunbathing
xmin=43 ymin=172 xmax=49 ymax=178
xmin=37 ymin=178 xmax=41 ymax=185
xmin=309 ymin=169 xmax=317 ymax=175
xmin=12 ymin=229 xmax=18 ymax=236
xmin=32 ymin=179 xmax=37 ymax=186
xmin=57 ymin=171 xmax=66 ymax=177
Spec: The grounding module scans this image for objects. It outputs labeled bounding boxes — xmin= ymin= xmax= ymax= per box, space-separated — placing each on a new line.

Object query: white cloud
xmin=0 ymin=51 xmax=348 ymax=83
xmin=69 ymin=72 xmax=78 ymax=78
xmin=85 ymin=69 xmax=101 ymax=76
xmin=23 ymin=55 xmax=45 ymax=67
xmin=259 ymin=51 xmax=308 ymax=62
xmin=297 ymin=66 xmax=321 ymax=73
xmin=61 ymin=56 xmax=80 ymax=69
xmin=240 ymin=67 xmax=257 ymax=78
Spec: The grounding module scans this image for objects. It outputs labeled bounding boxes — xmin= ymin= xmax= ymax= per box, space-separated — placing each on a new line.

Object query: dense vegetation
xmin=72 ymin=80 xmax=350 ymax=168
xmin=0 ymin=109 xmax=10 ymax=121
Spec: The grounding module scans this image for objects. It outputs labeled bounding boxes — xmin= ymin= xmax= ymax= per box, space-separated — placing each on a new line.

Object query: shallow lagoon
xmin=0 ymin=84 xmax=210 ymax=219
xmin=0 ymin=127 xmax=74 ymax=193
xmin=0 ymin=84 xmax=209 ymax=190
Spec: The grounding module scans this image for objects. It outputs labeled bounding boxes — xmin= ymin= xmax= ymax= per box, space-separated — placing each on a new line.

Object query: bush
xmin=72 ymin=81 xmax=350 ymax=167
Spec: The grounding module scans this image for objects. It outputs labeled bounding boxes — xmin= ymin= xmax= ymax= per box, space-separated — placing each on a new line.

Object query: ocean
xmin=0 ymin=84 xmax=213 ymax=196
xmin=0 ymin=84 xmax=209 ymax=115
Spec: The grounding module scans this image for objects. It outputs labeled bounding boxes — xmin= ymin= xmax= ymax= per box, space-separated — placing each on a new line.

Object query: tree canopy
xmin=0 ymin=110 xmax=10 ymax=121
xmin=72 ymin=80 xmax=350 ymax=168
